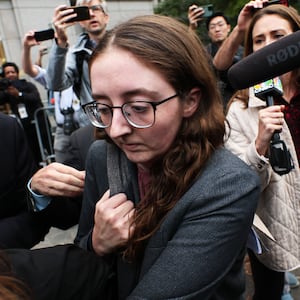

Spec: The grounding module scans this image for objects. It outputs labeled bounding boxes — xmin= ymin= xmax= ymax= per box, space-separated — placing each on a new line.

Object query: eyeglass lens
xmin=89 ymin=5 xmax=103 ymax=12
xmin=85 ymin=102 xmax=155 ymax=128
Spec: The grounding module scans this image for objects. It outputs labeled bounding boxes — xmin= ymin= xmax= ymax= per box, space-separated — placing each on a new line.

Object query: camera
xmin=60 ymin=107 xmax=78 ymax=135
xmin=0 ymin=78 xmax=12 ymax=90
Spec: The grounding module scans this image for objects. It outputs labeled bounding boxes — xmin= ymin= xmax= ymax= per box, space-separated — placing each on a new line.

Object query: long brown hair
xmin=0 ymin=251 xmax=31 ymax=300
xmin=90 ymin=14 xmax=225 ymax=260
xmin=229 ymin=4 xmax=300 ymax=109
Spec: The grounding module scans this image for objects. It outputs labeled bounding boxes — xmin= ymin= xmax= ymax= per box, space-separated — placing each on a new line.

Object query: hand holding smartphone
xmin=252 ymin=0 xmax=289 ymax=13
xmin=264 ymin=0 xmax=289 ymax=6
xmin=34 ymin=29 xmax=55 ymax=42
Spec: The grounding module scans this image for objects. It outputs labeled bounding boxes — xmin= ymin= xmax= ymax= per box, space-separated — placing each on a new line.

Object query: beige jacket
xmin=225 ymin=88 xmax=300 ymax=271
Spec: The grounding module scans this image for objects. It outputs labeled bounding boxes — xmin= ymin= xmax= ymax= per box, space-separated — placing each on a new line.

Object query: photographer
xmin=187 ymin=7 xmax=244 ymax=107
xmin=0 ymin=62 xmax=48 ymax=166
xmin=22 ymin=30 xmax=81 ymax=163
xmin=47 ymin=0 xmax=109 ymax=119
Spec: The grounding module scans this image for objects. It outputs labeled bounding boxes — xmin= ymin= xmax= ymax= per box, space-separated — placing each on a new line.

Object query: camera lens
xmin=61 ymin=107 xmax=78 ymax=135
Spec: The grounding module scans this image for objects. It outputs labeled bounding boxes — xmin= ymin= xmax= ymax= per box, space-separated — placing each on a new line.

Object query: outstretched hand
xmin=31 ymin=162 xmax=85 ymax=197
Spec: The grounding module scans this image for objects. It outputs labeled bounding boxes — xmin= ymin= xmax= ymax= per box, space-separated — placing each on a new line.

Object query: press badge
xmin=18 ymin=103 xmax=28 ymax=119
xmin=72 ymin=98 xmax=81 ymax=111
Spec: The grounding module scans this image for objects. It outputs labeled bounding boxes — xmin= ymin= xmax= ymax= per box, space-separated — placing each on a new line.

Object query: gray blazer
xmin=76 ymin=141 xmax=260 ymax=300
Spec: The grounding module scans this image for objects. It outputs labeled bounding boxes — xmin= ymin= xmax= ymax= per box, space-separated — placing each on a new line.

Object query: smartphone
xmin=264 ymin=0 xmax=289 ymax=6
xmin=34 ymin=29 xmax=55 ymax=42
xmin=202 ymin=4 xmax=214 ymax=18
xmin=253 ymin=0 xmax=289 ymax=13
xmin=65 ymin=6 xmax=91 ymax=23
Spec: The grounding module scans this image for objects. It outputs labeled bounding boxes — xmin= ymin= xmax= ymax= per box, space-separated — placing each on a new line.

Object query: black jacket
xmin=0 ymin=113 xmax=37 ymax=218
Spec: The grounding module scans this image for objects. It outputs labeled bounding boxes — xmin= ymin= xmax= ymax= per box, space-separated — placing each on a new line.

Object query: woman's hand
xmin=255 ymin=105 xmax=285 ymax=156
xmin=92 ymin=190 xmax=135 ymax=256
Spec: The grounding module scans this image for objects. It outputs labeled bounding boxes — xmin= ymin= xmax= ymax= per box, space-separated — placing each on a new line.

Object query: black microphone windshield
xmin=228 ymin=30 xmax=300 ymax=90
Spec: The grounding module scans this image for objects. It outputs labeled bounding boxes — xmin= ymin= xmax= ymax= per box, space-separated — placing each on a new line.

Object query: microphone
xmin=253 ymin=77 xmax=283 ymax=105
xmin=253 ymin=77 xmax=294 ymax=175
xmin=228 ymin=30 xmax=300 ymax=90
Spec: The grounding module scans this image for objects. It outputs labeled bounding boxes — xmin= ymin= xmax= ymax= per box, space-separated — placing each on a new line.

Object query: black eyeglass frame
xmin=82 ymin=93 xmax=178 ymax=129
xmin=89 ymin=5 xmax=105 ymax=13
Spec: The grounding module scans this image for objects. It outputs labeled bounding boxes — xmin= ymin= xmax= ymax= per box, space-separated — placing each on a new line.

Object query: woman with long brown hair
xmin=0 ymin=251 xmax=31 ymax=300
xmin=76 ymin=13 xmax=259 ymax=299
xmin=223 ymin=2 xmax=300 ymax=299
xmin=3 ymin=14 xmax=259 ymax=300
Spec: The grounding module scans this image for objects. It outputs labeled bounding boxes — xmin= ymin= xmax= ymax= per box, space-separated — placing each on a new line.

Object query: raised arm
xmin=22 ymin=30 xmax=40 ymax=78
xmin=187 ymin=4 xmax=205 ymax=31
xmin=213 ymin=0 xmax=268 ymax=71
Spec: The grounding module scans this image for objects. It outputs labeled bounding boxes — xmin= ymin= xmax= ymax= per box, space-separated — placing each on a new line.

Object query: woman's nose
xmin=108 ymin=109 xmax=132 ymax=138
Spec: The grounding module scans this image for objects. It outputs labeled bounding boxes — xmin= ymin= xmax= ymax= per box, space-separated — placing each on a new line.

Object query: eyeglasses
xmin=89 ymin=5 xmax=105 ymax=13
xmin=83 ymin=94 xmax=178 ymax=129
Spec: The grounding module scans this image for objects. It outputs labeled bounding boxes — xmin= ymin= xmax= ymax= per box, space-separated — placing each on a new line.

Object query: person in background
xmin=47 ymin=0 xmax=109 ymax=127
xmin=0 ymin=111 xmax=44 ymax=248
xmin=35 ymin=46 xmax=48 ymax=69
xmin=0 ymin=112 xmax=37 ymax=219
xmin=22 ymin=30 xmax=81 ymax=163
xmin=1 ymin=14 xmax=259 ymax=300
xmin=224 ymin=2 xmax=300 ymax=300
xmin=188 ymin=7 xmax=244 ymax=107
xmin=27 ymin=124 xmax=93 ymax=212
xmin=0 ymin=62 xmax=48 ymax=165
xmin=0 ymin=124 xmax=94 ymax=249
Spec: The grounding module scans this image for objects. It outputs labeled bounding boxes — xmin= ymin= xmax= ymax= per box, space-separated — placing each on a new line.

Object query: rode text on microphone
xmin=228 ymin=30 xmax=300 ymax=90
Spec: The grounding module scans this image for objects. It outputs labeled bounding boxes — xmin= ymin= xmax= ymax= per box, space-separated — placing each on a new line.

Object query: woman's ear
xmin=183 ymin=87 xmax=201 ymax=117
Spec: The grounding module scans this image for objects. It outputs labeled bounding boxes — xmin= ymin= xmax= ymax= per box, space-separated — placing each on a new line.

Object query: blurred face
xmin=90 ymin=47 xmax=188 ymax=170
xmin=252 ymin=14 xmax=293 ymax=52
xmin=208 ymin=16 xmax=230 ymax=44
xmin=79 ymin=0 xmax=109 ymax=37
xmin=3 ymin=66 xmax=18 ymax=80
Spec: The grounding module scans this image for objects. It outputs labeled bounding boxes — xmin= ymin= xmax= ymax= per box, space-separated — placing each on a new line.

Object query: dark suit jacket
xmin=5 ymin=144 xmax=260 ymax=300
xmin=0 ymin=113 xmax=37 ymax=218
xmin=64 ymin=123 xmax=95 ymax=170
xmin=0 ymin=124 xmax=95 ymax=249
xmin=76 ymin=142 xmax=260 ymax=299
